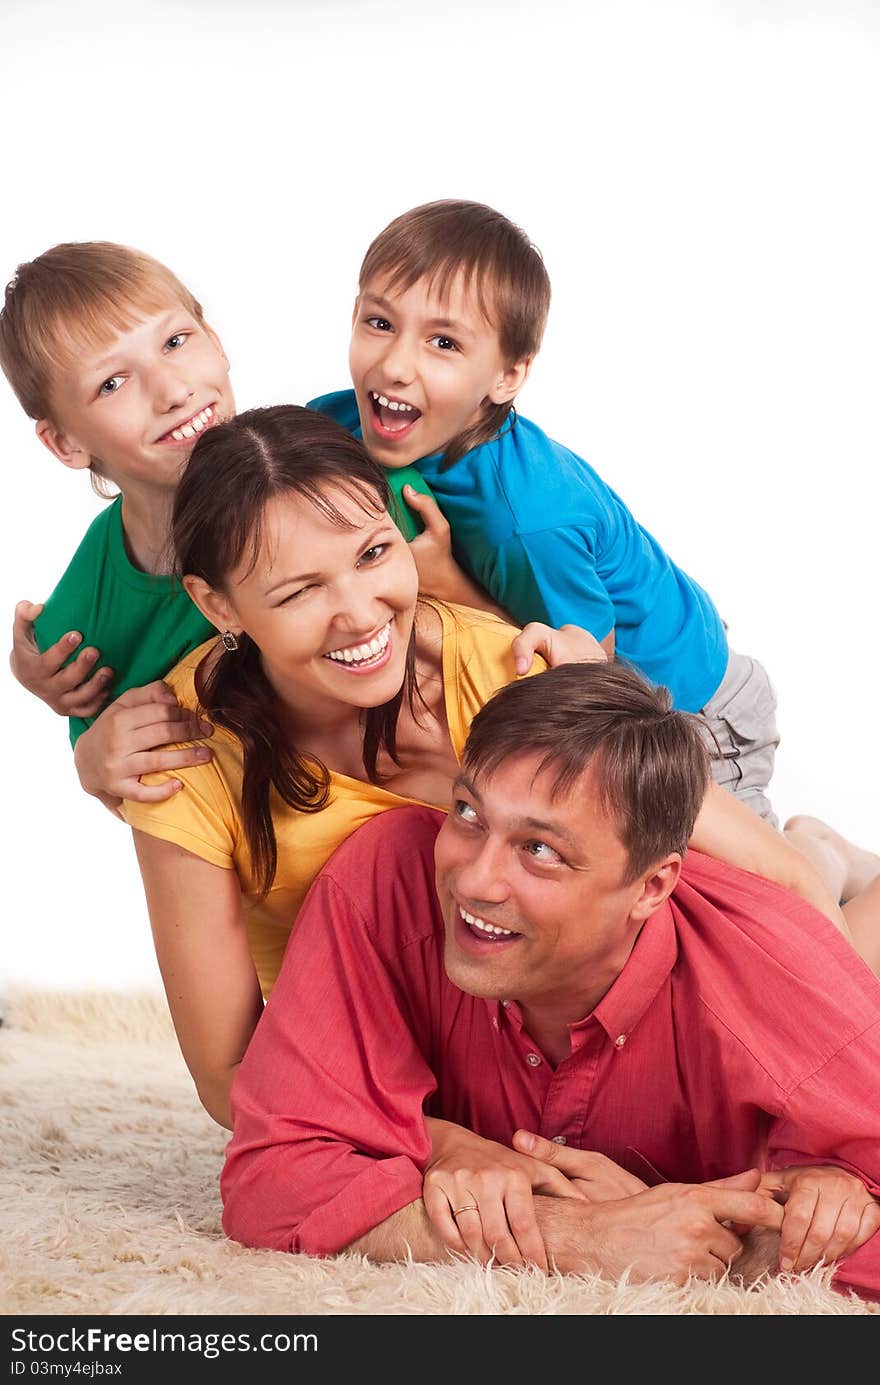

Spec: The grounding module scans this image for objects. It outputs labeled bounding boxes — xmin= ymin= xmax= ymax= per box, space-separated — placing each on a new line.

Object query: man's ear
xmin=629 ymin=854 xmax=682 ymax=923
xmin=35 ymin=419 xmax=92 ymax=472
xmin=182 ymin=574 xmax=241 ymax=634
xmin=488 ymin=356 xmax=533 ymax=406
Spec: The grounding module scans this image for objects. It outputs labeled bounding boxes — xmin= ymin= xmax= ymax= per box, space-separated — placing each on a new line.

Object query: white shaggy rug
xmin=1 ymin=990 xmax=875 ymax=1318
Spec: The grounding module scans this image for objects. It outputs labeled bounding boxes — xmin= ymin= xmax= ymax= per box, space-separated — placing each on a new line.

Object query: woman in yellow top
xmin=124 ymin=405 xmax=849 ymax=1129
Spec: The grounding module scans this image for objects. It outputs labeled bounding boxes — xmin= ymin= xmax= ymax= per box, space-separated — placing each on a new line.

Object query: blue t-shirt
xmin=311 ymin=390 xmax=728 ymax=712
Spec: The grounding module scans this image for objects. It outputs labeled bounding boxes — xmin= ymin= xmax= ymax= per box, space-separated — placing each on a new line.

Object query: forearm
xmin=346 ymin=1199 xmax=453 ymax=1262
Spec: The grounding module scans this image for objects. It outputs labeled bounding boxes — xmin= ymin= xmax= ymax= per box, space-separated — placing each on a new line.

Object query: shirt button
xmin=551 ymin=1135 xmax=567 ymax=1145
xmin=614 ymin=1034 xmax=627 ymax=1048
xmin=526 ymin=1052 xmax=542 ymax=1067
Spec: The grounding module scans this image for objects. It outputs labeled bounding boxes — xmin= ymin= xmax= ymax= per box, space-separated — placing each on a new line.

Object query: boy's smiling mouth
xmin=368 ymin=390 xmax=422 ymax=440
xmin=156 ymin=403 xmax=220 ymax=446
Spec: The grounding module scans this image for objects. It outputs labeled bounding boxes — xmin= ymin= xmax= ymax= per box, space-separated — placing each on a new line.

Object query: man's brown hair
xmin=463 ymin=661 xmax=709 ymax=882
xmin=0 ymin=241 xmax=204 ymax=422
xmin=357 ymin=200 xmax=551 ymax=464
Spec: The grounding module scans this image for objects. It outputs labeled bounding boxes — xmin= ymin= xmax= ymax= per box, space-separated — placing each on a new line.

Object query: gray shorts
xmin=698 ymin=648 xmax=780 ymax=828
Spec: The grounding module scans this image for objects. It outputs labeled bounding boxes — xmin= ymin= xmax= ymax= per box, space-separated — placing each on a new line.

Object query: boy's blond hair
xmin=358 ymin=200 xmax=551 ymax=464
xmin=0 ymin=241 xmax=204 ymax=421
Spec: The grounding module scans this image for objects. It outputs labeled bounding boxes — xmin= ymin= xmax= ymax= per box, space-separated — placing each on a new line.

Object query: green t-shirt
xmin=34 ymin=497 xmax=214 ymax=746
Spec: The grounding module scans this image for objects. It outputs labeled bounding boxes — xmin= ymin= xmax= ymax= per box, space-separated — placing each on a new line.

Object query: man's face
xmin=40 ymin=304 xmax=235 ymax=495
xmin=435 ymin=753 xmax=668 ymax=1015
xmin=348 ymin=271 xmax=523 ymax=468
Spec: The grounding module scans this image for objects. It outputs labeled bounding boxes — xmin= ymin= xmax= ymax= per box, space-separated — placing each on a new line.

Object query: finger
xmin=14 ymin=599 xmax=45 ymax=625
xmin=48 ymin=647 xmax=104 ymax=692
xmin=705 ymin=1188 xmax=784 ymax=1231
xmin=510 ymin=624 xmax=552 ymax=676
xmin=113 ymin=680 xmax=182 ymax=710
xmin=130 ymin=744 xmax=213 ymax=777
xmin=477 ymin=1196 xmax=526 ymax=1269
xmin=21 ymin=630 xmax=88 ymax=676
xmin=60 ymin=672 xmax=115 ymax=718
xmin=114 ymin=705 xmax=214 ymax=743
xmin=852 ymin=1201 xmax=880 ymax=1257
xmin=820 ymin=1200 xmax=866 ymax=1267
xmin=450 ymin=1206 xmax=490 ymax=1263
xmin=706 ymin=1169 xmax=764 ymax=1194
xmin=402 ymin=487 xmax=449 ymax=536
xmin=512 ymin=1130 xmax=566 ymax=1169
xmin=117 ymin=777 xmax=184 ymax=803
xmin=12 ymin=603 xmax=49 ymax=653
xmin=504 ymin=1188 xmax=548 ymax=1270
xmin=422 ymin=1181 xmax=469 ymax=1253
xmin=778 ymin=1187 xmax=820 ymax=1270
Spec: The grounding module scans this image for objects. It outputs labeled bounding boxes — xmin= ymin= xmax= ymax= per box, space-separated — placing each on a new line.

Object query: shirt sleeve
xmin=221 ymin=820 xmax=443 ymax=1255
xmin=768 ymin=1019 xmax=880 ymax=1301
xmin=480 ymin=526 xmax=615 ymax=641
xmin=122 ymin=757 xmax=238 ymax=870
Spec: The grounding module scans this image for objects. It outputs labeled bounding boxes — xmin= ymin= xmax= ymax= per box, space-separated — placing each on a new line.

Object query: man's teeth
xmin=170 ymin=405 xmax=215 ymax=442
xmin=371 ymin=391 xmax=415 ymax=413
xmin=324 ymin=622 xmax=391 ymax=665
xmin=460 ymin=907 xmax=515 ymax=937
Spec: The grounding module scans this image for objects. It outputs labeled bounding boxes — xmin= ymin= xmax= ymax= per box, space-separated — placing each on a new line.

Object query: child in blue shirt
xmin=311 ymin=198 xmax=783 ymax=826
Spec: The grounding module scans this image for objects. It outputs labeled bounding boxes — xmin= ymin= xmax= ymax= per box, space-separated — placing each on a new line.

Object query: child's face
xmin=185 ymin=484 xmax=419 ymax=724
xmin=349 ymin=272 xmax=527 ymax=468
xmin=37 ymin=304 xmax=235 ymax=495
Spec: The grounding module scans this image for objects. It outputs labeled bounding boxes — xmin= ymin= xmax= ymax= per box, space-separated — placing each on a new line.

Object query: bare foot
xmin=784 ymin=815 xmax=880 ymax=902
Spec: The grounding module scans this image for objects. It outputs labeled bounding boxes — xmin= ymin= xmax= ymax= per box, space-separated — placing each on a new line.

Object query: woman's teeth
xmin=324 ymin=622 xmax=391 ymax=665
xmin=460 ymin=907 xmax=515 ymax=938
xmin=168 ymin=405 xmax=215 ymax=442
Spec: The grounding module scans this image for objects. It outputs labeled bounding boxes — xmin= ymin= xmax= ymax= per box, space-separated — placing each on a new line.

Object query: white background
xmin=2 ymin=0 xmax=878 ymax=991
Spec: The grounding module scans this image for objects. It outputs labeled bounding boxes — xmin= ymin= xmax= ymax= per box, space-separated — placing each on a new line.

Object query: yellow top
xmin=123 ymin=602 xmax=543 ymax=996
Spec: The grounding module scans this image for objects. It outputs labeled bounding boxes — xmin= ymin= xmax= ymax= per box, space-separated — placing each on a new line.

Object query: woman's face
xmin=209 ymin=484 xmax=419 ymax=721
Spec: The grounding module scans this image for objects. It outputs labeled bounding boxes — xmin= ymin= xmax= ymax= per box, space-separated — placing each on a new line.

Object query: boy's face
xmin=349 ymin=272 xmax=528 ymax=469
xmin=38 ymin=305 xmax=235 ymax=495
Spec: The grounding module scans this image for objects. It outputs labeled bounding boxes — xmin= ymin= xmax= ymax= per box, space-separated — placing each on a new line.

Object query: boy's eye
xmin=365 ymin=316 xmax=393 ymax=333
xmin=164 ymin=332 xmax=188 ymax=351
xmin=358 ymin=544 xmax=388 ymax=565
xmin=98 ymin=375 xmax=125 ymax=396
xmin=428 ymin=335 xmax=458 ymax=352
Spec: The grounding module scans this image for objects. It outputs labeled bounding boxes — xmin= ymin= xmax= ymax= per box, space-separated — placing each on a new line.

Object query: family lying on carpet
xmin=4 ymin=202 xmax=880 ymax=1298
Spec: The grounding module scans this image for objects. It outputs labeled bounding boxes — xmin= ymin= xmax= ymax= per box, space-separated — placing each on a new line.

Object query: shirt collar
xmin=485 ymin=900 xmax=678 ymax=1043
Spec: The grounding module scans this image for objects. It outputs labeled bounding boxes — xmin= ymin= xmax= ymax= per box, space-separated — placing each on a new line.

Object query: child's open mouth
xmin=156 ymin=404 xmax=220 ymax=446
xmin=368 ymin=390 xmax=422 ymax=442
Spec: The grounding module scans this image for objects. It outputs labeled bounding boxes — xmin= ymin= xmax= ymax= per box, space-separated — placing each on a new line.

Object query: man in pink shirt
xmin=222 ymin=664 xmax=880 ymax=1297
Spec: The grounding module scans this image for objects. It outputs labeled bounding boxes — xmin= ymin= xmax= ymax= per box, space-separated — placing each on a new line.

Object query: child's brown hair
xmin=358 ymin=200 xmax=551 ymax=464
xmin=0 ymin=242 xmax=204 ymax=496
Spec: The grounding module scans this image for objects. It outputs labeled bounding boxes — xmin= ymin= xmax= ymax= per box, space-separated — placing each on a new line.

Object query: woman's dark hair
xmin=173 ymin=404 xmax=421 ymax=895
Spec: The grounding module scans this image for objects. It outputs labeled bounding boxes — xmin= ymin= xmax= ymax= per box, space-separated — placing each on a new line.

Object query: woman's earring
xmin=221 ymin=630 xmax=240 ymax=652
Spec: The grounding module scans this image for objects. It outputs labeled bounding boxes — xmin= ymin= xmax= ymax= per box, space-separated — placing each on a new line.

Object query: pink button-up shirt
xmin=222 ymin=807 xmax=880 ymax=1299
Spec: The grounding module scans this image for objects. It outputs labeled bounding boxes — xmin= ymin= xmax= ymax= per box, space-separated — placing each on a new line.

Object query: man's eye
xmin=358 ymin=544 xmax=388 ymax=565
xmin=428 ymin=335 xmax=458 ymax=352
xmin=453 ymin=799 xmax=479 ymax=824
xmin=524 ymin=840 xmax=562 ymax=863
xmin=165 ymin=332 xmax=188 ymax=351
xmin=366 ymin=316 xmax=393 ymax=332
xmin=98 ymin=376 xmax=124 ymax=396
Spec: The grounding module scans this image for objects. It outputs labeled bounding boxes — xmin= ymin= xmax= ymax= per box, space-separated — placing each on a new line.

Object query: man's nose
xmin=454 ymin=836 xmax=511 ymax=906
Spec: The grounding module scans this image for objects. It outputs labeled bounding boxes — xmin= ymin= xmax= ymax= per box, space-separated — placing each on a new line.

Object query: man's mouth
xmin=368 ymin=390 xmax=422 ymax=439
xmin=322 ymin=619 xmax=393 ymax=673
xmin=459 ymin=906 xmax=521 ymax=945
xmin=156 ymin=403 xmax=220 ymax=445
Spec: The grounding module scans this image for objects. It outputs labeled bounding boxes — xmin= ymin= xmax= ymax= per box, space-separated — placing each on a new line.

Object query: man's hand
xmin=760 ymin=1165 xmax=880 ymax=1272
xmin=538 ymin=1169 xmax=784 ymax=1283
xmin=512 ymin=1131 xmax=647 ymax=1201
xmin=10 ymin=600 xmax=113 ymax=719
xmin=422 ymin=1120 xmax=583 ymax=1270
xmin=73 ymin=681 xmax=214 ymax=809
xmin=510 ymin=623 xmax=607 ymax=676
